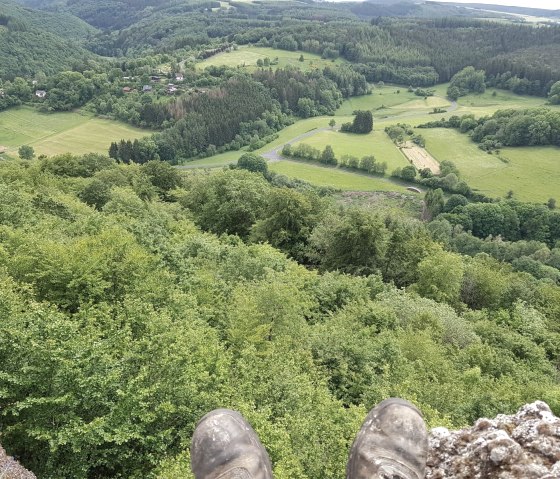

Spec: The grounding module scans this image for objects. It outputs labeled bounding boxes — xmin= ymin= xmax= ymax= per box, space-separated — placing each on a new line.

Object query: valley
xmin=1 ymin=1 xmax=560 ymax=478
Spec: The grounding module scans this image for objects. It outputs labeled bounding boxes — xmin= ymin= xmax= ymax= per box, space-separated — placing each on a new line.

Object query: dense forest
xmin=1 ymin=0 xmax=560 ymax=477
xmin=2 ymin=0 xmax=560 ymax=91
xmin=1 ymin=154 xmax=560 ymax=478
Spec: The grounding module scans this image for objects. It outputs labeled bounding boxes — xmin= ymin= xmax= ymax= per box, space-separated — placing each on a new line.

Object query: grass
xmin=0 ymin=106 xmax=148 ymax=157
xmin=197 ymin=46 xmax=343 ymax=72
xmin=183 ymin=85 xmax=560 ymax=199
xmin=180 ymin=116 xmax=338 ymax=169
xmin=269 ymin=160 xmax=411 ymax=193
xmin=453 ymin=88 xmax=558 ymax=117
xmin=336 ymin=85 xmax=450 ymax=117
xmin=291 ymin=129 xmax=409 ymax=172
xmin=421 ymin=128 xmax=560 ymax=202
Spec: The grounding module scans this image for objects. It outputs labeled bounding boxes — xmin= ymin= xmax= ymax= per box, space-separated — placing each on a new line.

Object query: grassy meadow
xmin=269 ymin=160 xmax=411 ymax=193
xmin=291 ymin=129 xmax=409 ymax=172
xmin=0 ymin=107 xmax=148 ymax=157
xmin=453 ymin=88 xmax=558 ymax=117
xmin=180 ymin=85 xmax=559 ymax=199
xmin=336 ymin=85 xmax=450 ymax=117
xmin=197 ymin=46 xmax=343 ymax=72
xmin=421 ymin=128 xmax=560 ymax=202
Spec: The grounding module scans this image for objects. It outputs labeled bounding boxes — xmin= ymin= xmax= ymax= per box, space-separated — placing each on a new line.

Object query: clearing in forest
xmin=400 ymin=141 xmax=440 ymax=174
xmin=197 ymin=46 xmax=343 ymax=72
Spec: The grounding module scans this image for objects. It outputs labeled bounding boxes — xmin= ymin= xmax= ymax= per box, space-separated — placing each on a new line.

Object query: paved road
xmin=261 ymin=98 xmax=457 ymax=162
xmin=262 ymin=127 xmax=336 ymax=162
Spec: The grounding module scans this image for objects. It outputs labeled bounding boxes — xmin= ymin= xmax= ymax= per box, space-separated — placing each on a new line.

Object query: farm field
xmin=183 ymin=86 xmax=559 ymax=198
xmin=290 ymin=129 xmax=409 ymax=172
xmin=421 ymin=128 xmax=560 ymax=202
xmin=269 ymin=160 xmax=411 ymax=193
xmin=197 ymin=46 xmax=343 ymax=72
xmin=336 ymin=85 xmax=451 ymax=117
xmin=0 ymin=107 xmax=148 ymax=157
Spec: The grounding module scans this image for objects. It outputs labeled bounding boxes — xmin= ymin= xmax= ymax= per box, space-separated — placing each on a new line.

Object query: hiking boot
xmin=191 ymin=409 xmax=273 ymax=479
xmin=346 ymin=398 xmax=428 ymax=479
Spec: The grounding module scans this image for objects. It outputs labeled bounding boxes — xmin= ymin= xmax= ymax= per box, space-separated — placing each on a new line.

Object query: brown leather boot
xmin=346 ymin=398 xmax=428 ymax=479
xmin=191 ymin=409 xmax=273 ymax=479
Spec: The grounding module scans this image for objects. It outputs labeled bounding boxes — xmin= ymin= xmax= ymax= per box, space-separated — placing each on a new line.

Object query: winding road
xmin=261 ymin=98 xmax=457 ymax=162
xmin=262 ymin=127 xmax=335 ymax=162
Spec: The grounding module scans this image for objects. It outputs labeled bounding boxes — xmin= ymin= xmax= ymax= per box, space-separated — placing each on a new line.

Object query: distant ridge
xmin=444 ymin=2 xmax=560 ymax=17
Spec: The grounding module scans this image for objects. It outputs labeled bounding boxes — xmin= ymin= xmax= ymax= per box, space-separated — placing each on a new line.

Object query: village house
xmin=142 ymin=85 xmax=153 ymax=93
xmin=122 ymin=86 xmax=132 ymax=93
xmin=35 ymin=90 xmax=47 ymax=98
xmin=166 ymin=84 xmax=178 ymax=95
xmin=150 ymin=75 xmax=161 ymax=83
xmin=175 ymin=73 xmax=184 ymax=81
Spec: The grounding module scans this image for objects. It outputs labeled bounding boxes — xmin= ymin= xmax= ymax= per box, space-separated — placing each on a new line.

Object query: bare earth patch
xmin=0 ymin=146 xmax=7 ymax=154
xmin=401 ymin=141 xmax=440 ymax=174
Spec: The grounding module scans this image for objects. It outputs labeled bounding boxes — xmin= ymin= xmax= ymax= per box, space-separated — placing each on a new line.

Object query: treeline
xmin=234 ymin=17 xmax=560 ymax=91
xmin=1 ymin=155 xmax=560 ymax=478
xmin=280 ymin=142 xmax=387 ymax=175
xmin=419 ymin=108 xmax=560 ymax=150
xmin=253 ymin=67 xmax=344 ymax=117
xmin=437 ymin=198 xmax=560 ymax=247
xmin=5 ymin=0 xmax=560 ymax=98
xmin=433 ymin=223 xmax=560 ymax=283
xmin=447 ymin=66 xmax=485 ymax=100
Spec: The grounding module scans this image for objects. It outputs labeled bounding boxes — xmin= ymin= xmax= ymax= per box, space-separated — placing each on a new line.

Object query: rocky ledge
xmin=0 ymin=445 xmax=35 ymax=479
xmin=427 ymin=401 xmax=560 ymax=479
xmin=1 ymin=401 xmax=558 ymax=478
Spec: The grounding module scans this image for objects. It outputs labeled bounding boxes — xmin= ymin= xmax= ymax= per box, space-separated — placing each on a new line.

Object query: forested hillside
xmin=0 ymin=0 xmax=97 ymax=79
xmin=1 ymin=0 xmax=560 ymax=476
xmin=4 ymin=0 xmax=559 ymax=91
xmin=0 ymin=155 xmax=559 ymax=478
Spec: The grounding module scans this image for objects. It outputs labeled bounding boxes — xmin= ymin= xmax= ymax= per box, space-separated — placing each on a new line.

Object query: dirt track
xmin=400 ymin=141 xmax=440 ymax=174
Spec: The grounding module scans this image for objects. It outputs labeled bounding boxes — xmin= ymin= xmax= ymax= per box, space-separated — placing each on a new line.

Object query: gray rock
xmin=426 ymin=401 xmax=560 ymax=479
xmin=0 ymin=445 xmax=35 ymax=479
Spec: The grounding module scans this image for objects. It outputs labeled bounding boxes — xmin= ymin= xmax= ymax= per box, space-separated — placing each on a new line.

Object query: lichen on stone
xmin=426 ymin=401 xmax=560 ymax=479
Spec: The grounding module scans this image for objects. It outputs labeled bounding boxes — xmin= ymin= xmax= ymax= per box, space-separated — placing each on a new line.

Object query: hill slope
xmin=0 ymin=0 xmax=97 ymax=79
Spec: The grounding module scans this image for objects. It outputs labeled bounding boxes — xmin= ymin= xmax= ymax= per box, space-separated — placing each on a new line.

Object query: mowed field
xmin=182 ymin=85 xmax=559 ymax=200
xmin=269 ymin=160 xmax=411 ymax=193
xmin=291 ymin=129 xmax=409 ymax=172
xmin=197 ymin=46 xmax=343 ymax=72
xmin=421 ymin=128 xmax=560 ymax=202
xmin=336 ymin=85 xmax=451 ymax=117
xmin=453 ymin=88 xmax=557 ymax=117
xmin=0 ymin=107 xmax=148 ymax=157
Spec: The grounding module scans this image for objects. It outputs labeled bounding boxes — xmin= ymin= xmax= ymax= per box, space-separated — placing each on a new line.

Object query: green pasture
xmin=290 ymin=129 xmax=409 ymax=172
xmin=184 ymin=86 xmax=560 ymax=199
xmin=421 ymin=128 xmax=560 ymax=202
xmin=0 ymin=107 xmax=148 ymax=157
xmin=269 ymin=160 xmax=411 ymax=193
xmin=197 ymin=46 xmax=342 ymax=72
xmin=181 ymin=116 xmax=340 ymax=168
xmin=336 ymin=85 xmax=451 ymax=117
xmin=454 ymin=88 xmax=557 ymax=117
